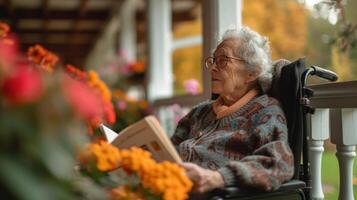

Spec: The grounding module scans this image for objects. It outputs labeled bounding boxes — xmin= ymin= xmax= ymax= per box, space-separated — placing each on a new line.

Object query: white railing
xmin=309 ymin=81 xmax=357 ymax=200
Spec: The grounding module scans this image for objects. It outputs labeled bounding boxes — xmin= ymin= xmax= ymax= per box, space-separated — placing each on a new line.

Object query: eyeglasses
xmin=205 ymin=55 xmax=244 ymax=70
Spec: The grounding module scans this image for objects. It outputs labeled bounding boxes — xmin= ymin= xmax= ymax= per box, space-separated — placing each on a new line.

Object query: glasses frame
xmin=204 ymin=55 xmax=244 ymax=70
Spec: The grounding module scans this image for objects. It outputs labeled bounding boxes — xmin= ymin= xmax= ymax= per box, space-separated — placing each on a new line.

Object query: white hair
xmin=220 ymin=26 xmax=273 ymax=93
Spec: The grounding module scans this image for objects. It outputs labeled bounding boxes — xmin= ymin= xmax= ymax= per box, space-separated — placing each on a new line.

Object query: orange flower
xmin=117 ymin=147 xmax=192 ymax=200
xmin=27 ymin=44 xmax=59 ymax=72
xmin=110 ymin=186 xmax=146 ymax=200
xmin=0 ymin=22 xmax=10 ymax=37
xmin=27 ymin=45 xmax=46 ymax=64
xmin=138 ymin=100 xmax=148 ymax=110
xmin=113 ymin=89 xmax=129 ymax=101
xmin=130 ymin=61 xmax=145 ymax=73
xmin=42 ymin=52 xmax=59 ymax=72
xmin=65 ymin=64 xmax=87 ymax=81
xmin=80 ymin=143 xmax=192 ymax=200
xmin=120 ymin=147 xmax=154 ymax=173
xmin=140 ymin=161 xmax=193 ymax=200
xmin=89 ymin=141 xmax=121 ymax=172
xmin=87 ymin=70 xmax=111 ymax=102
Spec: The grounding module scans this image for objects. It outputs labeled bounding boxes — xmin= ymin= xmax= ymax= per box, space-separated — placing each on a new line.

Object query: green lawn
xmin=322 ymin=151 xmax=357 ymax=200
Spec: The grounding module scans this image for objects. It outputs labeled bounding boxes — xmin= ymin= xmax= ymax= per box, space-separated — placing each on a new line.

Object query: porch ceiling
xmin=0 ymin=0 xmax=200 ymax=67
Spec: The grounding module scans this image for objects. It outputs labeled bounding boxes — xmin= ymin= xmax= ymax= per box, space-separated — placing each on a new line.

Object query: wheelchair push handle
xmin=311 ymin=66 xmax=338 ymax=82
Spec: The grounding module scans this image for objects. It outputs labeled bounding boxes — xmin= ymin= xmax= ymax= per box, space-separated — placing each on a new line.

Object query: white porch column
xmin=331 ymin=108 xmax=357 ymax=200
xmin=119 ymin=0 xmax=138 ymax=61
xmin=147 ymin=0 xmax=173 ymax=102
xmin=309 ymin=108 xmax=330 ymax=200
xmin=202 ymin=0 xmax=242 ymax=95
xmin=202 ymin=0 xmax=242 ymax=57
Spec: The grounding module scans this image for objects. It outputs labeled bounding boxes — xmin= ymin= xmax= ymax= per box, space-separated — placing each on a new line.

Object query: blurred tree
xmin=243 ymin=0 xmax=307 ymax=60
xmin=305 ymin=14 xmax=335 ymax=71
xmin=331 ymin=45 xmax=352 ymax=80
xmin=172 ymin=19 xmax=202 ymax=96
xmin=316 ymin=0 xmax=357 ymax=81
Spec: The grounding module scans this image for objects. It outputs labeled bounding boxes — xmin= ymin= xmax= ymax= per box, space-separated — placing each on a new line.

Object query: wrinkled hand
xmin=181 ymin=162 xmax=225 ymax=193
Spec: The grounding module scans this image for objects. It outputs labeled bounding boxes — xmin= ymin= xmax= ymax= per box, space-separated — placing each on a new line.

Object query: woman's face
xmin=211 ymin=39 xmax=252 ymax=97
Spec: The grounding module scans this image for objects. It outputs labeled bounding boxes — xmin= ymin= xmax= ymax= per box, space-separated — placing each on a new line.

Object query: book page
xmin=108 ymin=116 xmax=182 ymax=163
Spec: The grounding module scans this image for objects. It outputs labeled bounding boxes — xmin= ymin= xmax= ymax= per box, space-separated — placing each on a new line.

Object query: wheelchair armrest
xmin=210 ymin=179 xmax=306 ymax=199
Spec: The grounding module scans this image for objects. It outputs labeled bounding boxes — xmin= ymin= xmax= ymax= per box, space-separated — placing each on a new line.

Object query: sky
xmin=302 ymin=0 xmax=339 ymax=24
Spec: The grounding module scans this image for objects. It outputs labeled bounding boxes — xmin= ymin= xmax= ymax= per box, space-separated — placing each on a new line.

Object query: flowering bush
xmin=97 ymin=50 xmax=146 ymax=88
xmin=121 ymin=60 xmax=146 ymax=76
xmin=112 ymin=89 xmax=151 ymax=132
xmin=0 ymin=23 xmax=106 ymax=199
xmin=79 ymin=141 xmax=193 ymax=200
xmin=0 ymin=22 xmax=192 ymax=200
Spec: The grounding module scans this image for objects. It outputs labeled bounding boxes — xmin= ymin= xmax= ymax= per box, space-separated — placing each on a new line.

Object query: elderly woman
xmin=171 ymin=26 xmax=294 ymax=193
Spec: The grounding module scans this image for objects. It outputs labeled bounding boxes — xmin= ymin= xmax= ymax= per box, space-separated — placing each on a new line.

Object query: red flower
xmin=62 ymin=76 xmax=104 ymax=124
xmin=1 ymin=66 xmax=43 ymax=104
xmin=103 ymin=101 xmax=116 ymax=124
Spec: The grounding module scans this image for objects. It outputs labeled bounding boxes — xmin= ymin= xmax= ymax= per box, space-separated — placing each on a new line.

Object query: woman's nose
xmin=211 ymin=63 xmax=219 ymax=72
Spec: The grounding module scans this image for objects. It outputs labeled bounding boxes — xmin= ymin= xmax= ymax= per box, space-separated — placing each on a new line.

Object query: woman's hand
xmin=181 ymin=162 xmax=225 ymax=193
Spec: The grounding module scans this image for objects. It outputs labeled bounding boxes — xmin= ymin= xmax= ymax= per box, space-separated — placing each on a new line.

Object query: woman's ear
xmin=245 ymin=71 xmax=259 ymax=84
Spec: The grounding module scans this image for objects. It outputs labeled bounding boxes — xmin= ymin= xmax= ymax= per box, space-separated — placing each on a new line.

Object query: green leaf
xmin=0 ymin=156 xmax=52 ymax=200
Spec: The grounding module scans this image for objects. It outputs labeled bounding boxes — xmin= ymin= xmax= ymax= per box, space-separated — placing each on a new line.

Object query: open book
xmin=99 ymin=115 xmax=182 ymax=163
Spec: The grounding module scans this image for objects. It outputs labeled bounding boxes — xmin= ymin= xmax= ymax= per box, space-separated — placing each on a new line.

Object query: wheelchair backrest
xmin=268 ymin=58 xmax=306 ymax=179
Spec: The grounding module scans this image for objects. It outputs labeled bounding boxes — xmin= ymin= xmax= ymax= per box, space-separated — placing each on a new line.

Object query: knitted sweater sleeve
xmin=171 ymin=108 xmax=194 ymax=148
xmin=218 ymin=105 xmax=294 ymax=191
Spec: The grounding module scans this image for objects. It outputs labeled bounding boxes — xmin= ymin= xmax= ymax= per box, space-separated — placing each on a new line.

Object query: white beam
xmin=172 ymin=36 xmax=202 ymax=50
xmin=119 ymin=0 xmax=138 ymax=61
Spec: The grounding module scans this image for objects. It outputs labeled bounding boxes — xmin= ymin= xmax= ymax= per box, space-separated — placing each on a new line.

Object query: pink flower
xmin=120 ymin=63 xmax=131 ymax=75
xmin=2 ymin=65 xmax=43 ymax=104
xmin=116 ymin=100 xmax=127 ymax=110
xmin=183 ymin=79 xmax=200 ymax=95
xmin=62 ymin=76 xmax=104 ymax=122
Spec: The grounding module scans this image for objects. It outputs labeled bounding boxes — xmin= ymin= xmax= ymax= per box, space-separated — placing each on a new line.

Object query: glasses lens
xmin=216 ymin=56 xmax=227 ymax=68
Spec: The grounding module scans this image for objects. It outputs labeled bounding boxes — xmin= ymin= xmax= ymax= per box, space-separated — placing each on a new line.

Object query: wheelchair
xmin=190 ymin=58 xmax=338 ymax=200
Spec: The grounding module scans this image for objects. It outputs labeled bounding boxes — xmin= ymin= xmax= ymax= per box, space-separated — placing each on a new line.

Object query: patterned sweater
xmin=171 ymin=94 xmax=294 ymax=191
